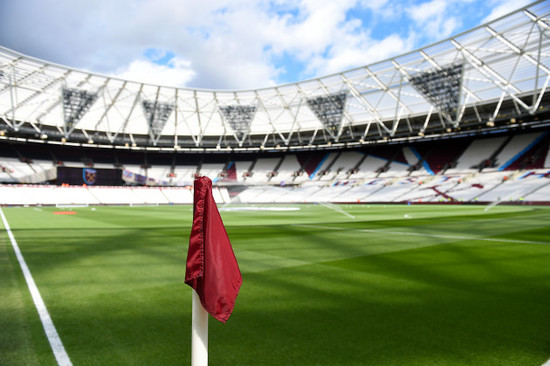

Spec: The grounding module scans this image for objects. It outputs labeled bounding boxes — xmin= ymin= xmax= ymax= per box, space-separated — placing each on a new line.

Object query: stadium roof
xmin=1 ymin=1 xmax=549 ymax=152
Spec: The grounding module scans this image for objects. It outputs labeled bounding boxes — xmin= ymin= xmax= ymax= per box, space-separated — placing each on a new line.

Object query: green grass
xmin=1 ymin=204 xmax=550 ymax=365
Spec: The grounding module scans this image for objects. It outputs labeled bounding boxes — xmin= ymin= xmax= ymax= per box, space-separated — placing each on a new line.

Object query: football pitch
xmin=1 ymin=203 xmax=550 ymax=365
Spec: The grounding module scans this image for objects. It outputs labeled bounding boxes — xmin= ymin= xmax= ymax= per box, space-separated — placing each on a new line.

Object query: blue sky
xmin=0 ymin=0 xmax=533 ymax=90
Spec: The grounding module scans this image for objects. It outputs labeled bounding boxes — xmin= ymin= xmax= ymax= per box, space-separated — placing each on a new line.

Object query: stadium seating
xmin=199 ymin=163 xmax=225 ymax=182
xmin=246 ymin=158 xmax=280 ymax=184
xmin=447 ymin=136 xmax=508 ymax=173
xmin=494 ymin=132 xmax=543 ymax=170
xmin=269 ymin=155 xmax=301 ymax=185
xmin=0 ymin=130 xmax=549 ymax=206
xmin=234 ymin=161 xmax=253 ymax=182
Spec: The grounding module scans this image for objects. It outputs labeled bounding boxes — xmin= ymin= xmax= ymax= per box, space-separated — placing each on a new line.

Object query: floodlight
xmin=142 ymin=100 xmax=174 ymax=137
xmin=62 ymin=88 xmax=99 ymax=131
xmin=306 ymin=92 xmax=347 ymax=138
xmin=409 ymin=64 xmax=463 ymax=118
xmin=219 ymin=105 xmax=256 ymax=142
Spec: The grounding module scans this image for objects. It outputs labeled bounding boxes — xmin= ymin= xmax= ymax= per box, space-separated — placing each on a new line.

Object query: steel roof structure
xmin=1 ymin=1 xmax=550 ymax=152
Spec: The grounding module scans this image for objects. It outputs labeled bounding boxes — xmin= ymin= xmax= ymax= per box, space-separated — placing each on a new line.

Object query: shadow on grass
xmin=214 ymin=250 xmax=550 ymax=366
xmin=2 ymin=206 xmax=550 ymax=365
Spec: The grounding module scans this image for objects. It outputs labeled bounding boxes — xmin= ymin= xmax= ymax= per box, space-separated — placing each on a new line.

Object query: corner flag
xmin=185 ymin=176 xmax=242 ymax=323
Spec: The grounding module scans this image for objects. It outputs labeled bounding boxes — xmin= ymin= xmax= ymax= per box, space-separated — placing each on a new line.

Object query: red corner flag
xmin=185 ymin=176 xmax=242 ymax=323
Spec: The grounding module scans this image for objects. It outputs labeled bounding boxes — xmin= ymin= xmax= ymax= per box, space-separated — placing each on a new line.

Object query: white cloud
xmin=442 ymin=17 xmax=458 ymax=37
xmin=258 ymin=0 xmax=414 ymax=79
xmin=409 ymin=0 xmax=448 ymax=23
xmin=482 ymin=0 xmax=532 ymax=23
xmin=114 ymin=57 xmax=196 ymax=88
xmin=407 ymin=0 xmax=460 ymax=40
xmin=0 ymin=0 xmax=527 ymax=90
xmin=310 ymin=34 xmax=413 ymax=77
xmin=264 ymin=1 xmax=358 ymax=59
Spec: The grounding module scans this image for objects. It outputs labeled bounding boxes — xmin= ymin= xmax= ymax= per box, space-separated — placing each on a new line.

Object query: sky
xmin=0 ymin=0 xmax=533 ymax=90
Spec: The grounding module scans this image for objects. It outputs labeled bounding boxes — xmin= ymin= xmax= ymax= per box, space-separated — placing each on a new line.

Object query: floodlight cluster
xmin=306 ymin=92 xmax=347 ymax=136
xmin=62 ymin=87 xmax=99 ymax=130
xmin=409 ymin=64 xmax=464 ymax=118
xmin=142 ymin=100 xmax=174 ymax=136
xmin=219 ymin=105 xmax=257 ymax=141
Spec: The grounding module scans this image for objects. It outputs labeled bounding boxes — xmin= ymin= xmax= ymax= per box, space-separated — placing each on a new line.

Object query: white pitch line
xmin=0 ymin=208 xmax=72 ymax=366
xmin=293 ymin=224 xmax=550 ymax=246
xmin=543 ymin=358 xmax=550 ymax=366
xmin=318 ymin=202 xmax=356 ymax=219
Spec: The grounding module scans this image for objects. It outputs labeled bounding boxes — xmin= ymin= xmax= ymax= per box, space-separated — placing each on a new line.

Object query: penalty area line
xmin=0 ymin=208 xmax=72 ymax=366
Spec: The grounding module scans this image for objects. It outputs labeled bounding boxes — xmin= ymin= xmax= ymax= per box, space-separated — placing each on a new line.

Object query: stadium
xmin=1 ymin=1 xmax=550 ymax=365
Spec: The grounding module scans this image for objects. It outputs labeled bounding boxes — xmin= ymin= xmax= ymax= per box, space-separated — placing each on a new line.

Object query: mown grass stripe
xmin=293 ymin=224 xmax=550 ymax=246
xmin=0 ymin=208 xmax=72 ymax=366
xmin=2 ymin=204 xmax=549 ymax=365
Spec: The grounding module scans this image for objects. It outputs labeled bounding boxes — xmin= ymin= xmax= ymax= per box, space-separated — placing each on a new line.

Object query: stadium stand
xmin=494 ymin=132 xmax=544 ymax=170
xmin=349 ymin=155 xmax=382 ymax=180
xmin=0 ymin=127 xmax=549 ymax=206
xmin=269 ymin=154 xmax=301 ymax=185
xmin=447 ymin=136 xmax=507 ymax=173
xmin=233 ymin=160 xmax=253 ymax=182
xmin=1 ymin=2 xmax=550 ymax=206
xmin=477 ymin=172 xmax=550 ymax=202
xmin=246 ymin=157 xmax=280 ymax=184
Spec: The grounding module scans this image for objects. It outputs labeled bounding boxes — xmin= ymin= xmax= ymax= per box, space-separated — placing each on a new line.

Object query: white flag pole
xmin=191 ymin=290 xmax=208 ymax=366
